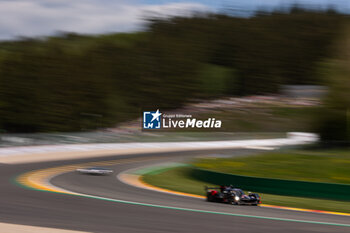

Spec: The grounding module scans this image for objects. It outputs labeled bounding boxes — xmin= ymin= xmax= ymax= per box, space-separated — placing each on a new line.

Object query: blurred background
xmin=0 ymin=0 xmax=350 ymax=147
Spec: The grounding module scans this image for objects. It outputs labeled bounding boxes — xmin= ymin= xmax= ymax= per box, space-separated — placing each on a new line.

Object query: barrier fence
xmin=191 ymin=168 xmax=350 ymax=201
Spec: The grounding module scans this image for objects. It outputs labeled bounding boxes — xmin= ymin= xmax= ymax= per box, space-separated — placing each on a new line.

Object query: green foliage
xmin=197 ymin=64 xmax=233 ymax=97
xmin=0 ymin=7 xmax=347 ymax=132
xmin=315 ymin=27 xmax=350 ymax=145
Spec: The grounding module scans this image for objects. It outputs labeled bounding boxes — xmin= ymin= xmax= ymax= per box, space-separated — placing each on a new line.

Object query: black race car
xmin=205 ymin=185 xmax=261 ymax=206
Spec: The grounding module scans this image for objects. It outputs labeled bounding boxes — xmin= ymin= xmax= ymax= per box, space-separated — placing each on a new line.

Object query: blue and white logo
xmin=143 ymin=109 xmax=162 ymax=129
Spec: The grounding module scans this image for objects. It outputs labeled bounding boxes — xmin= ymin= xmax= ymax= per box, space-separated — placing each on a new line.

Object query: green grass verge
xmin=193 ymin=150 xmax=350 ymax=184
xmin=191 ymin=106 xmax=320 ymax=132
xmin=143 ymin=167 xmax=350 ymax=213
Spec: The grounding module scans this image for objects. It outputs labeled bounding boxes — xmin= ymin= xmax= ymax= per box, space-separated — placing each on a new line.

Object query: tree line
xmin=0 ymin=7 xmax=347 ymax=132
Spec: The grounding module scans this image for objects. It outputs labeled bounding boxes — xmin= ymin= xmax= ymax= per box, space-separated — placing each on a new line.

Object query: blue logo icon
xmin=143 ymin=109 xmax=162 ymax=129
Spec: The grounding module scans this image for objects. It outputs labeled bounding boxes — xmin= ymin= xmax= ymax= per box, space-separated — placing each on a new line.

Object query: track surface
xmin=1 ymin=149 xmax=350 ymax=233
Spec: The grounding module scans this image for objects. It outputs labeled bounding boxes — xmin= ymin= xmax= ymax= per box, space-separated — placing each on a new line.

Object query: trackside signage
xmin=143 ymin=109 xmax=222 ymax=130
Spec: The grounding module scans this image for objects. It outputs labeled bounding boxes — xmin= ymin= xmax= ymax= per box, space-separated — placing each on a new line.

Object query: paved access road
xmin=1 ymin=149 xmax=350 ymax=233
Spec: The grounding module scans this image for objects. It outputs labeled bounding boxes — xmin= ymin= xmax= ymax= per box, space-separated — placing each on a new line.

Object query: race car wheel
xmin=206 ymin=194 xmax=213 ymax=202
xmin=230 ymin=199 xmax=238 ymax=205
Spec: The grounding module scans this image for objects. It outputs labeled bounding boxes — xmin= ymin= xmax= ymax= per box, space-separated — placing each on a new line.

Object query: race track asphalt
xmin=1 ymin=149 xmax=350 ymax=233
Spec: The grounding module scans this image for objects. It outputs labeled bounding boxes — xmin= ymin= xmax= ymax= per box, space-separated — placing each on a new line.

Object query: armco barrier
xmin=191 ymin=168 xmax=350 ymax=201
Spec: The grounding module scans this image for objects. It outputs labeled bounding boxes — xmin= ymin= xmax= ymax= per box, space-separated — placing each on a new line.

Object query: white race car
xmin=76 ymin=167 xmax=113 ymax=175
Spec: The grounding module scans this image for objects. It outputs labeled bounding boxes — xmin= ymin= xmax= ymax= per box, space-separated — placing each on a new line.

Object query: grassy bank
xmin=143 ymin=167 xmax=350 ymax=213
xmin=194 ymin=106 xmax=320 ymax=133
xmin=193 ymin=150 xmax=350 ymax=184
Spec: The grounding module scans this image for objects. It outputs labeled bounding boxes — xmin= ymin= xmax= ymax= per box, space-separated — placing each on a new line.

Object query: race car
xmin=205 ymin=185 xmax=261 ymax=206
xmin=76 ymin=167 xmax=113 ymax=175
